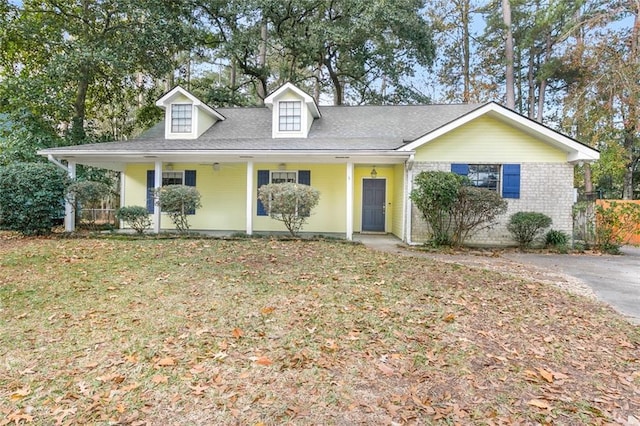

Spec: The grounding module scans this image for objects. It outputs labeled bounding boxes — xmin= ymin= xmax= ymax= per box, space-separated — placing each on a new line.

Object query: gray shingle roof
xmin=47 ymin=103 xmax=482 ymax=153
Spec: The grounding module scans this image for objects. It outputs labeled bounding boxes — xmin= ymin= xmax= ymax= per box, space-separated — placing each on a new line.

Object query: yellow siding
xmin=391 ymin=164 xmax=405 ymax=238
xmin=123 ymin=163 xmax=246 ymax=231
xmin=171 ymin=93 xmax=191 ymax=104
xmin=353 ymin=165 xmax=395 ymax=233
xmin=414 ymin=115 xmax=566 ymax=163
xmin=123 ymin=162 xmax=401 ymax=236
xmin=253 ymin=163 xmax=347 ymax=233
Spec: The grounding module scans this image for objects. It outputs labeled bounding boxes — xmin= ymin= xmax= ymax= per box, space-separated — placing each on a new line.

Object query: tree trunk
xmin=502 ymin=0 xmax=515 ymax=109
xmin=527 ymin=47 xmax=536 ymax=119
xmin=71 ymin=67 xmax=90 ymax=144
xmin=462 ymin=0 xmax=471 ymax=103
xmin=256 ymin=19 xmax=268 ymax=105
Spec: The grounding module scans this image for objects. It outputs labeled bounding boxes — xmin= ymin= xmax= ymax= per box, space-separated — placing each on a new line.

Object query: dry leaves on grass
xmin=0 ymin=235 xmax=639 ymax=425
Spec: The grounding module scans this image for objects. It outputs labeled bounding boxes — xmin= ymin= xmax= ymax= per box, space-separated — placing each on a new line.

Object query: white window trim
xmin=273 ymin=100 xmax=306 ymax=138
xmin=162 ymin=170 xmax=185 ymax=186
xmin=166 ymin=103 xmax=197 ymax=139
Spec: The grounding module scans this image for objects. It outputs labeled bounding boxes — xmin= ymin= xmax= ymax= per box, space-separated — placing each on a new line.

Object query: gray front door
xmin=362 ymin=178 xmax=386 ymax=232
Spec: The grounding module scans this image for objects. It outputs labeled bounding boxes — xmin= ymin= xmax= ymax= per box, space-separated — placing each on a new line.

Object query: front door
xmin=362 ymin=178 xmax=386 ymax=232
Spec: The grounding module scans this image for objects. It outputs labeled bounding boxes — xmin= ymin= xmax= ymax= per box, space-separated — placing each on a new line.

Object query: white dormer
xmin=156 ymin=86 xmax=225 ymax=139
xmin=264 ymin=83 xmax=321 ymax=138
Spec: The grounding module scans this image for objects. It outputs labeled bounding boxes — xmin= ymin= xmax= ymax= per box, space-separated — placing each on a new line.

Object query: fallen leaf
xmin=255 ymin=356 xmax=273 ymax=366
xmin=155 ymin=357 xmax=176 ymax=367
xmin=260 ymin=306 xmax=275 ymax=315
xmin=151 ymin=375 xmax=169 ymax=384
xmin=377 ymin=363 xmax=394 ymax=376
xmin=527 ymin=399 xmax=551 ymax=409
xmin=443 ymin=313 xmax=456 ymax=323
xmin=10 ymin=387 xmax=31 ymax=401
xmin=232 ymin=328 xmax=244 ymax=339
xmin=538 ymin=368 xmax=554 ymax=383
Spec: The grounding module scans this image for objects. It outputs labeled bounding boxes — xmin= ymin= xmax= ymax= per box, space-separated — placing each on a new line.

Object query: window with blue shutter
xmin=146 ymin=170 xmax=155 ymax=213
xmin=185 ymin=170 xmax=197 ymax=214
xmin=502 ymin=164 xmax=520 ymax=199
xmin=257 ymin=170 xmax=270 ymax=216
xmin=297 ymin=170 xmax=311 ymax=216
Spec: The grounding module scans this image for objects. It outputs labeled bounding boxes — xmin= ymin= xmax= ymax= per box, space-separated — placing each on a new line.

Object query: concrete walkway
xmin=354 ymin=234 xmax=640 ymax=324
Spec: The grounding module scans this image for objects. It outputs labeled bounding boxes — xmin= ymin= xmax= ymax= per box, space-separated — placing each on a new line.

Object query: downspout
xmin=47 ymin=154 xmax=68 ymax=172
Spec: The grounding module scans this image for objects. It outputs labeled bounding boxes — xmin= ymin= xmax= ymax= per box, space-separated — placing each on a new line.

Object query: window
xmin=171 ymin=104 xmax=192 ymax=133
xmin=257 ymin=169 xmax=311 ymax=216
xmin=468 ymin=164 xmax=500 ymax=191
xmin=451 ymin=163 xmax=520 ymax=199
xmin=162 ymin=171 xmax=184 ymax=186
xmin=146 ymin=170 xmax=197 ymax=213
xmin=271 ymin=171 xmax=297 ymax=184
xmin=279 ymin=101 xmax=301 ymax=131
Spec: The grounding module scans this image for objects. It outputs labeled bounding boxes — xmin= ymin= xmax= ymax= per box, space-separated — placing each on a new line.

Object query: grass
xmin=0 ymin=234 xmax=639 ymax=425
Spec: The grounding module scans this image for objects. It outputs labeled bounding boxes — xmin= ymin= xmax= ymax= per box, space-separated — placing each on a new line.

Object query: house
xmin=39 ymin=83 xmax=600 ymax=246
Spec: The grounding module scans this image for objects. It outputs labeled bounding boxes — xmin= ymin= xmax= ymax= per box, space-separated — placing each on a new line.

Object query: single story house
xmin=39 ymin=83 xmax=599 ymax=245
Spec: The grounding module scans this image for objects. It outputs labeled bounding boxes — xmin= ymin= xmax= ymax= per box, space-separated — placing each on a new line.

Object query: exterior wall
xmin=123 ymin=162 xmax=399 ymax=237
xmin=410 ymin=162 xmax=575 ymax=246
xmin=253 ymin=163 xmax=347 ymax=233
xmin=352 ymin=165 xmax=395 ymax=233
xmin=414 ymin=115 xmax=566 ymax=163
xmin=196 ymin=109 xmax=216 ymax=137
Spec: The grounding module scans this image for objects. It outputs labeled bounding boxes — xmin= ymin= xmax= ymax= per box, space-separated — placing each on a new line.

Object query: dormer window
xmin=171 ymin=104 xmax=192 ymax=133
xmin=279 ymin=101 xmax=301 ymax=132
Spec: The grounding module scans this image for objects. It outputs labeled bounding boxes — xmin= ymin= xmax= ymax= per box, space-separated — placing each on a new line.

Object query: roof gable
xmin=399 ymin=102 xmax=599 ymax=163
xmin=264 ymin=82 xmax=321 ymax=118
xmin=155 ymin=86 xmax=225 ymax=121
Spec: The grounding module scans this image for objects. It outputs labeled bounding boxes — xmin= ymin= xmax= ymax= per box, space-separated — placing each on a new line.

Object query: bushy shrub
xmin=545 ymin=229 xmax=569 ymax=248
xmin=0 ymin=162 xmax=70 ymax=235
xmin=410 ymin=171 xmax=507 ymax=246
xmin=410 ymin=171 xmax=466 ymax=246
xmin=595 ymin=201 xmax=640 ymax=254
xmin=507 ymin=212 xmax=552 ymax=248
xmin=155 ymin=185 xmax=202 ymax=233
xmin=258 ymin=183 xmax=320 ymax=236
xmin=116 ymin=206 xmax=151 ymax=234
xmin=449 ymin=186 xmax=508 ymax=246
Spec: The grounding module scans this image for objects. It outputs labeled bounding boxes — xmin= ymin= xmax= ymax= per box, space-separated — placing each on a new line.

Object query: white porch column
xmin=153 ymin=161 xmax=162 ymax=233
xmin=405 ymin=161 xmax=414 ymax=245
xmin=346 ymin=162 xmax=354 ymax=240
xmin=64 ymin=161 xmax=76 ymax=232
xmin=246 ymin=161 xmax=254 ymax=235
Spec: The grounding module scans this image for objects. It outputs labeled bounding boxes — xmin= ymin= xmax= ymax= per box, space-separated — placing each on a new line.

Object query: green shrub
xmin=0 ymin=162 xmax=70 ymax=235
xmin=410 ymin=171 xmax=507 ymax=247
xmin=154 ymin=185 xmax=202 ymax=233
xmin=507 ymin=212 xmax=553 ymax=248
xmin=409 ymin=171 xmax=467 ymax=246
xmin=449 ymin=186 xmax=508 ymax=246
xmin=115 ymin=206 xmax=152 ymax=234
xmin=545 ymin=229 xmax=569 ymax=248
xmin=258 ymin=183 xmax=320 ymax=237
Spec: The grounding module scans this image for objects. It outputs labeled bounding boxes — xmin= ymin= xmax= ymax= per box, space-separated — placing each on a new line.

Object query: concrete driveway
xmin=355 ymin=235 xmax=640 ymax=324
xmin=502 ymin=246 xmax=640 ymax=323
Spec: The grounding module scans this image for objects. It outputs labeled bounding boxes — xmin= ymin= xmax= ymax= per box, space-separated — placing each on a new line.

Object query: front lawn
xmin=0 ymin=236 xmax=638 ymax=424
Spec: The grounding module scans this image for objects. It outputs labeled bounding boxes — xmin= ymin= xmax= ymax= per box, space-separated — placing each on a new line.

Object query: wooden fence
xmin=596 ymin=200 xmax=640 ymax=245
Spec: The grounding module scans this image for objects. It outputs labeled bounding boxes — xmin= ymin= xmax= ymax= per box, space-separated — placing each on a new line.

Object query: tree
xmin=0 ymin=162 xmax=69 ymax=235
xmin=257 ymin=182 xmax=320 ymax=237
xmin=155 ymin=185 xmax=202 ymax=233
xmin=0 ymin=0 xmax=195 ymax=144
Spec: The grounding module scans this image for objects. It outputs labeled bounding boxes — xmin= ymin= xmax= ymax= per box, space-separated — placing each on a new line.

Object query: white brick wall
xmin=410 ymin=162 xmax=574 ymax=247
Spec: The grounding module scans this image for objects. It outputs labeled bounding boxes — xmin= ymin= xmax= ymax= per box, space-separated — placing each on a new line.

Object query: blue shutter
xmin=257 ymin=170 xmax=269 ymax=216
xmin=451 ymin=163 xmax=469 ymax=176
xmin=185 ymin=170 xmax=197 ymax=214
xmin=146 ymin=170 xmax=155 ymax=213
xmin=502 ymin=164 xmax=521 ymax=199
xmin=298 ymin=170 xmax=310 ymax=185
xmin=298 ymin=170 xmax=311 ymax=217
